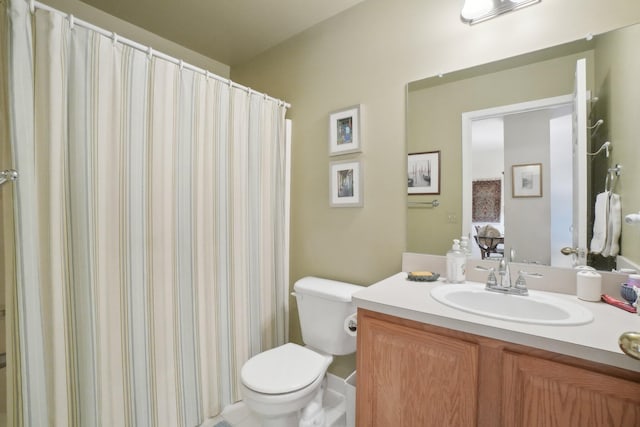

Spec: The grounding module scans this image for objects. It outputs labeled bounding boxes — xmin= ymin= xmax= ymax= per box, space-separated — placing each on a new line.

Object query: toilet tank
xmin=294 ymin=277 xmax=364 ymax=356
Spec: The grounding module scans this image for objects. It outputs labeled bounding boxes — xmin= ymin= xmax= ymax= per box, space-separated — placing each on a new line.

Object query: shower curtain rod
xmin=31 ymin=0 xmax=291 ymax=109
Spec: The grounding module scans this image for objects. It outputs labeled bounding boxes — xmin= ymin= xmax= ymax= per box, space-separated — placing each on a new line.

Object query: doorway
xmin=462 ymin=95 xmax=575 ymax=267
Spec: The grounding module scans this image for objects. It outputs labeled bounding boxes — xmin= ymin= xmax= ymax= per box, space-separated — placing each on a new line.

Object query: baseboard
xmin=326 ymin=372 xmax=347 ymax=396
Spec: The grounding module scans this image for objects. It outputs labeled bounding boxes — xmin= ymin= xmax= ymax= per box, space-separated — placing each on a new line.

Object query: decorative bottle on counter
xmin=460 ymin=236 xmax=472 ymax=259
xmin=446 ymin=239 xmax=466 ymax=283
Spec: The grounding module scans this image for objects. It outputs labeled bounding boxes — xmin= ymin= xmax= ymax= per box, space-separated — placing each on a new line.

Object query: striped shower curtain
xmin=4 ymin=0 xmax=288 ymax=426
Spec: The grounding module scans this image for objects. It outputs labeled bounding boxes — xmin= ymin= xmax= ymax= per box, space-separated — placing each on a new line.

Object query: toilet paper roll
xmin=344 ymin=313 xmax=357 ymax=337
xmin=576 ymin=270 xmax=602 ymax=301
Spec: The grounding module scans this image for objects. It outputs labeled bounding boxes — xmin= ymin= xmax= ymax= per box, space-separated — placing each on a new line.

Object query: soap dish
xmin=407 ymin=271 xmax=440 ymax=282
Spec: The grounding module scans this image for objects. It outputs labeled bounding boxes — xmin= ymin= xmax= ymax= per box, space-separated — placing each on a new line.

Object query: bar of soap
xmin=407 ymin=271 xmax=440 ymax=282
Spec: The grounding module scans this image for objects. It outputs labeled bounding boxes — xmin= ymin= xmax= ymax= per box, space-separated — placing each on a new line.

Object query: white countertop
xmin=353 ymin=272 xmax=640 ymax=373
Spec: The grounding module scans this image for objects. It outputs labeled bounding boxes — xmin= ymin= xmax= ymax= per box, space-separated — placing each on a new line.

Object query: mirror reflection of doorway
xmin=466 ymin=100 xmax=574 ymax=267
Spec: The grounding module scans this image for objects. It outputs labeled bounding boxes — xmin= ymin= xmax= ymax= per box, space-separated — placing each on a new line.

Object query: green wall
xmin=231 ymin=0 xmax=640 ymax=377
xmin=406 ymin=50 xmax=595 ymax=257
xmin=593 ymin=25 xmax=640 ymax=265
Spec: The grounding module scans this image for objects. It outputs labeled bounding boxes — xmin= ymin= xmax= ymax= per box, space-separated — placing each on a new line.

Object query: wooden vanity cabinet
xmin=356 ymin=309 xmax=640 ymax=427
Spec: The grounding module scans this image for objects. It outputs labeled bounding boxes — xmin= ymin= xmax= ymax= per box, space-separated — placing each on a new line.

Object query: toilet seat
xmin=241 ymin=343 xmax=331 ymax=394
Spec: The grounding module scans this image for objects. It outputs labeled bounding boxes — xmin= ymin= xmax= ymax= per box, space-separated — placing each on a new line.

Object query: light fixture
xmin=461 ymin=0 xmax=541 ymax=25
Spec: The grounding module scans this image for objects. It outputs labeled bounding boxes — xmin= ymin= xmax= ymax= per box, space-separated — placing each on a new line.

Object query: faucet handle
xmin=514 ymin=271 xmax=543 ymax=292
xmin=514 ymin=273 xmax=527 ymax=291
xmin=487 ymin=270 xmax=498 ymax=287
xmin=475 ymin=266 xmax=498 ymax=288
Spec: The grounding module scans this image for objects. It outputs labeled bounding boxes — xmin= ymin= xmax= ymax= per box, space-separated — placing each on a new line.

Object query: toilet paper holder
xmin=347 ymin=317 xmax=357 ymax=332
xmin=344 ymin=313 xmax=358 ymax=336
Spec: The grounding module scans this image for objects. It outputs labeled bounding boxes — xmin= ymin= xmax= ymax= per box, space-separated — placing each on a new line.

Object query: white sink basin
xmin=430 ymin=284 xmax=593 ymax=325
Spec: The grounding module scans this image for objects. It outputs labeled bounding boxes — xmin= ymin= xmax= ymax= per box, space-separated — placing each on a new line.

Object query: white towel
xmin=602 ymin=193 xmax=621 ymax=257
xmin=590 ymin=192 xmax=621 ymax=257
xmin=590 ymin=192 xmax=609 ymax=254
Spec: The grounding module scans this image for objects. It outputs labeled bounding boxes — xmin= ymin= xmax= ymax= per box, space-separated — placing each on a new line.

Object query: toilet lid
xmin=241 ymin=343 xmax=330 ymax=394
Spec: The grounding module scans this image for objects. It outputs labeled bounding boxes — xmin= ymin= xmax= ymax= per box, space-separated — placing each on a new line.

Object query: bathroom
xmin=2 ymin=0 xmax=640 ymax=426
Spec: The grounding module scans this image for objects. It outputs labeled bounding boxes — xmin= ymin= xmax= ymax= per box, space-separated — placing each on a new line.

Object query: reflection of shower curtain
xmin=6 ymin=1 xmax=288 ymax=426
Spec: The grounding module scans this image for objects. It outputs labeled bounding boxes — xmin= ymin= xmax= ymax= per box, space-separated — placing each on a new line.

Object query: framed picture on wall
xmin=329 ymin=105 xmax=361 ymax=156
xmin=329 ymin=160 xmax=363 ymax=207
xmin=512 ymin=163 xmax=542 ymax=197
xmin=408 ymin=151 xmax=440 ymax=195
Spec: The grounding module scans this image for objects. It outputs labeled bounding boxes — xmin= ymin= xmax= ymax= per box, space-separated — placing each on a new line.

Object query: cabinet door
xmin=503 ymin=351 xmax=640 ymax=427
xmin=357 ymin=312 xmax=479 ymax=427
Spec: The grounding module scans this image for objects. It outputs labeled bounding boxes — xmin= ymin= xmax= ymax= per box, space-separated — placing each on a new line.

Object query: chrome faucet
xmin=497 ymin=257 xmax=511 ymax=288
xmin=476 ymin=249 xmax=542 ymax=296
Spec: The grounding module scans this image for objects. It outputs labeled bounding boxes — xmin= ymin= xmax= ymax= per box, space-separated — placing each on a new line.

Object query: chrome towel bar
xmin=408 ymin=199 xmax=440 ymax=208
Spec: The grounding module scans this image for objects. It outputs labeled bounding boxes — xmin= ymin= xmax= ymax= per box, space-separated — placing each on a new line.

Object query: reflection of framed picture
xmin=512 ymin=163 xmax=542 ymax=198
xmin=330 ymin=160 xmax=362 ymax=207
xmin=329 ymin=105 xmax=361 ymax=156
xmin=408 ymin=151 xmax=440 ymax=195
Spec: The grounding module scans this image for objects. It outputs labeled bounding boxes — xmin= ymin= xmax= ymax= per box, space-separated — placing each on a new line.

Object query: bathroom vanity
xmin=352 ymin=256 xmax=640 ymax=427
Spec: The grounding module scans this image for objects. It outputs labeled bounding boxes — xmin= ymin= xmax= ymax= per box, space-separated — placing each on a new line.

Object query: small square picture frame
xmin=512 ymin=163 xmax=542 ymax=198
xmin=407 ymin=151 xmax=440 ymax=195
xmin=329 ymin=105 xmax=361 ymax=156
xmin=329 ymin=160 xmax=363 ymax=207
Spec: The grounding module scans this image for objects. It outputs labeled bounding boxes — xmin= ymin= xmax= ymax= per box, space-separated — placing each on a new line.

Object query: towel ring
xmin=604 ymin=164 xmax=622 ymax=192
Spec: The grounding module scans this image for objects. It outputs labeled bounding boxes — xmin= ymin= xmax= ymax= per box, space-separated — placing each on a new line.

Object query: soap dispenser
xmin=460 ymin=236 xmax=472 ymax=259
xmin=446 ymin=239 xmax=466 ymax=284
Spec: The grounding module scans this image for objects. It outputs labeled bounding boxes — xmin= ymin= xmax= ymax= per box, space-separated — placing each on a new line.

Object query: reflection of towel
xmin=590 ymin=192 xmax=621 ymax=257
xmin=603 ymin=193 xmax=621 ymax=257
xmin=590 ymin=192 xmax=608 ymax=254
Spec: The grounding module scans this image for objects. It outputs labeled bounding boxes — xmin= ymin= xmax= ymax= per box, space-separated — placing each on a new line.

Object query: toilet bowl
xmin=240 ymin=277 xmax=364 ymax=427
xmin=240 ymin=343 xmax=332 ymax=426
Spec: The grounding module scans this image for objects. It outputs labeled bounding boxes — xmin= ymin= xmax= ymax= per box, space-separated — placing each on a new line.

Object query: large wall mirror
xmin=407 ymin=23 xmax=640 ymax=272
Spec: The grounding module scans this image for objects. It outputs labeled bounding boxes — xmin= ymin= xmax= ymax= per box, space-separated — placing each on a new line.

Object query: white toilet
xmin=240 ymin=276 xmax=363 ymax=427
